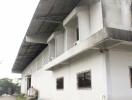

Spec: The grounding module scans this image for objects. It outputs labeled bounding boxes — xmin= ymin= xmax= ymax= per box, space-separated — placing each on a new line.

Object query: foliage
xmin=0 ymin=78 xmax=20 ymax=95
xmin=16 ymin=94 xmax=26 ymax=100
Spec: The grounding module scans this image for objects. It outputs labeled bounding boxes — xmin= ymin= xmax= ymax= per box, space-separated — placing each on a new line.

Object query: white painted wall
xmin=77 ymin=6 xmax=90 ymax=41
xmin=31 ymin=69 xmax=53 ymax=100
xmin=64 ymin=0 xmax=103 ymax=42
xmin=21 ymin=50 xmax=109 ymax=100
xmin=64 ymin=20 xmax=78 ymax=50
xmin=52 ymin=52 xmax=108 ymax=100
xmin=21 ymin=67 xmax=53 ymax=100
xmin=54 ymin=31 xmax=64 ymax=57
xmin=108 ymin=50 xmax=132 ymax=100
xmin=21 ymin=75 xmax=27 ymax=94
xmin=20 ymin=0 xmax=132 ymax=99
xmin=21 ymin=47 xmax=49 ymax=94
xmin=89 ymin=1 xmax=103 ymax=35
xmin=102 ymin=0 xmax=132 ymax=30
xmin=21 ymin=46 xmax=132 ymax=100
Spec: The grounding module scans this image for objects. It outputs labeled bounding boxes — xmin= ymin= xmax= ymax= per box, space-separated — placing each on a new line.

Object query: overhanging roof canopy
xmin=12 ymin=0 xmax=81 ymax=73
xmin=12 ymin=40 xmax=47 ymax=73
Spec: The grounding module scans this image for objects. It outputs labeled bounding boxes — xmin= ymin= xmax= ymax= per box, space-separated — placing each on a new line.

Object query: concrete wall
xmin=52 ymin=51 xmax=108 ymax=100
xmin=89 ymin=1 xmax=103 ymax=35
xmin=20 ymin=0 xmax=132 ymax=99
xmin=64 ymin=0 xmax=103 ymax=42
xmin=21 ymin=67 xmax=53 ymax=100
xmin=54 ymin=31 xmax=64 ymax=57
xmin=21 ymin=1 xmax=106 ymax=96
xmin=64 ymin=19 xmax=78 ymax=50
xmin=108 ymin=50 xmax=132 ymax=100
xmin=21 ymin=50 xmax=109 ymax=100
xmin=21 ymin=47 xmax=49 ymax=93
xmin=31 ymin=69 xmax=53 ymax=99
xmin=21 ymin=46 xmax=132 ymax=100
xmin=102 ymin=0 xmax=132 ymax=30
xmin=21 ymin=75 xmax=27 ymax=94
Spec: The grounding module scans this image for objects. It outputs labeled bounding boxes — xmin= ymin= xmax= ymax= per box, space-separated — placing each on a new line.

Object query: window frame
xmin=77 ymin=70 xmax=92 ymax=89
xmin=26 ymin=75 xmax=31 ymax=90
xmin=76 ymin=27 xmax=79 ymax=41
xmin=56 ymin=77 xmax=64 ymax=90
xmin=129 ymin=67 xmax=132 ymax=88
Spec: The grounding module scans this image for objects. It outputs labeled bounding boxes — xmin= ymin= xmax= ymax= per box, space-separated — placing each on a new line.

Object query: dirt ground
xmin=0 ymin=96 xmax=16 ymax=100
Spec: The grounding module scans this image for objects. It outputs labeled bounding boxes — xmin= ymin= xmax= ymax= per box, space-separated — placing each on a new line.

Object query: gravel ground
xmin=0 ymin=96 xmax=16 ymax=100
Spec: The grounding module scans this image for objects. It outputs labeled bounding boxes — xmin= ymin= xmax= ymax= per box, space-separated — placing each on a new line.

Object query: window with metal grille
xmin=77 ymin=70 xmax=91 ymax=89
xmin=130 ymin=68 xmax=132 ymax=88
xmin=56 ymin=77 xmax=64 ymax=90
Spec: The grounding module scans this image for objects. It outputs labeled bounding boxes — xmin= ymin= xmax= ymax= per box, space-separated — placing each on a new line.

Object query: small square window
xmin=130 ymin=68 xmax=132 ymax=88
xmin=56 ymin=77 xmax=64 ymax=90
xmin=77 ymin=71 xmax=91 ymax=89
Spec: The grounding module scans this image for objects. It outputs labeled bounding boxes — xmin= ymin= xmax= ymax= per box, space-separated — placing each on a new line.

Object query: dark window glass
xmin=77 ymin=71 xmax=91 ymax=88
xmin=27 ymin=75 xmax=31 ymax=90
xmin=56 ymin=77 xmax=64 ymax=90
xmin=130 ymin=68 xmax=132 ymax=87
xmin=76 ymin=28 xmax=79 ymax=41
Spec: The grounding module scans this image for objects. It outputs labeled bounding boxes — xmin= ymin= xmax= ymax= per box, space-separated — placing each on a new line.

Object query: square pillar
xmin=64 ymin=26 xmax=77 ymax=51
xmin=77 ymin=7 xmax=90 ymax=41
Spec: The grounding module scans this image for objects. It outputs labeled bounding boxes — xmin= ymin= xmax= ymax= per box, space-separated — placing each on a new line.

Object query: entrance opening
xmin=27 ymin=75 xmax=31 ymax=90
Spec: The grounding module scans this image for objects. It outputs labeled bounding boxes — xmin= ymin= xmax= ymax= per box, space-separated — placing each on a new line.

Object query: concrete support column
xmin=64 ymin=26 xmax=77 ymax=51
xmin=77 ymin=7 xmax=90 ymax=41
xmin=48 ymin=39 xmax=55 ymax=60
xmin=121 ymin=0 xmax=132 ymax=29
xmin=54 ymin=31 xmax=64 ymax=57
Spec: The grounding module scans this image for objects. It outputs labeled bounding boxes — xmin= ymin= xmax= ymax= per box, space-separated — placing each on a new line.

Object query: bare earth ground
xmin=0 ymin=96 xmax=16 ymax=100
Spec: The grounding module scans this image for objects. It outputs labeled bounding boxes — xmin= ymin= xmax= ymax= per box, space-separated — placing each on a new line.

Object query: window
xmin=48 ymin=31 xmax=64 ymax=60
xmin=64 ymin=17 xmax=79 ymax=49
xmin=77 ymin=71 xmax=91 ymax=89
xmin=27 ymin=75 xmax=31 ymax=90
xmin=130 ymin=68 xmax=132 ymax=87
xmin=76 ymin=27 xmax=79 ymax=41
xmin=56 ymin=77 xmax=64 ymax=90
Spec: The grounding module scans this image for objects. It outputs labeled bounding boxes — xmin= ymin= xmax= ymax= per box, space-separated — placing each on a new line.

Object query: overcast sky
xmin=0 ymin=0 xmax=39 ymax=79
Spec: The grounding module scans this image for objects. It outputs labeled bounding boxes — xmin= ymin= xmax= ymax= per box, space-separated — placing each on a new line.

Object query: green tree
xmin=0 ymin=78 xmax=20 ymax=95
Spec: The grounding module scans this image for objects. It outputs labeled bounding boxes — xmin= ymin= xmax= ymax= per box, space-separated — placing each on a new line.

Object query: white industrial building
xmin=12 ymin=0 xmax=132 ymax=100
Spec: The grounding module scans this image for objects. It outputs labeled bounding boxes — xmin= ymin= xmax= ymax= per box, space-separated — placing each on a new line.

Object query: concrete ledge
xmin=107 ymin=28 xmax=132 ymax=41
xmin=44 ymin=27 xmax=132 ymax=70
xmin=63 ymin=6 xmax=88 ymax=26
xmin=26 ymin=34 xmax=47 ymax=44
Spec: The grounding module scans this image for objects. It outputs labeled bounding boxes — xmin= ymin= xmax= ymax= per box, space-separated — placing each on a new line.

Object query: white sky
xmin=0 ymin=0 xmax=39 ymax=79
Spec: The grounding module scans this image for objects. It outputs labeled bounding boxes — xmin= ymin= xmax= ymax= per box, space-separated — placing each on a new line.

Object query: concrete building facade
xmin=12 ymin=0 xmax=132 ymax=100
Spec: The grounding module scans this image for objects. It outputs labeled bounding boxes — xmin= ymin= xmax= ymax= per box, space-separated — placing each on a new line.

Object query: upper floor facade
xmin=13 ymin=0 xmax=132 ymax=74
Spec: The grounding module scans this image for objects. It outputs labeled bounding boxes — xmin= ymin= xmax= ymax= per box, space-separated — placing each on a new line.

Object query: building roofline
xmin=12 ymin=0 xmax=81 ymax=73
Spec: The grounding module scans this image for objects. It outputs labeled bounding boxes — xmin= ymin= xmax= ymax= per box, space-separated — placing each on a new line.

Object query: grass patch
xmin=16 ymin=94 xmax=26 ymax=100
